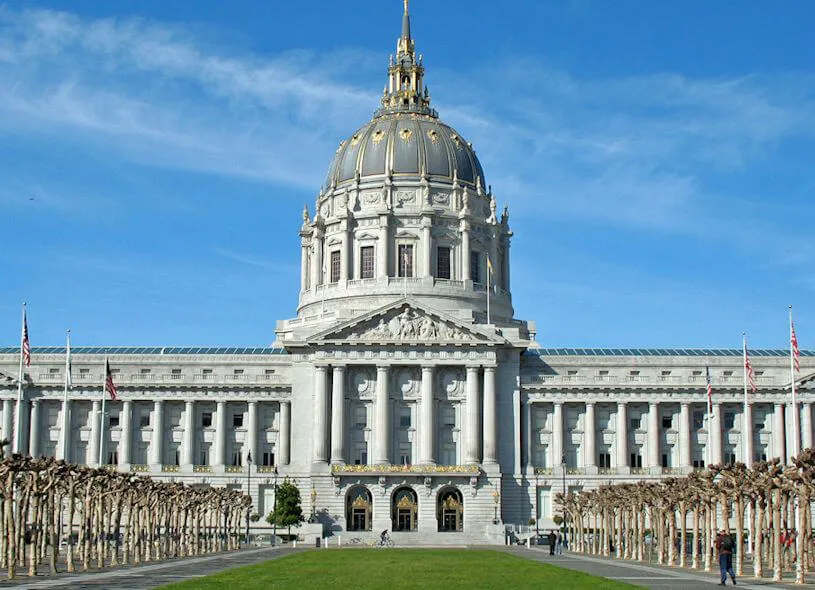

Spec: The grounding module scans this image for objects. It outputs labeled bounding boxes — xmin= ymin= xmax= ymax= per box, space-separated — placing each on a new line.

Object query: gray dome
xmin=325 ymin=113 xmax=485 ymax=189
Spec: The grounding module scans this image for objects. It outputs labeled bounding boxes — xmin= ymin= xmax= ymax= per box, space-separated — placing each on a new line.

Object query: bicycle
xmin=376 ymin=534 xmax=395 ymax=548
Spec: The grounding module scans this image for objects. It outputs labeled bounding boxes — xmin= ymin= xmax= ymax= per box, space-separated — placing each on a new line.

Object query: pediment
xmin=0 ymin=371 xmax=15 ymax=385
xmin=309 ymin=299 xmax=502 ymax=345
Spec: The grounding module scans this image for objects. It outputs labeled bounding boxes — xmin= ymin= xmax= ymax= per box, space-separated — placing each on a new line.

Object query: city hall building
xmin=1 ymin=4 xmax=812 ymax=544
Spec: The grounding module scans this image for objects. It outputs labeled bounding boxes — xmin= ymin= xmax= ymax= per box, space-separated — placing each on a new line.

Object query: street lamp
xmin=271 ymin=467 xmax=278 ymax=547
xmin=310 ymin=485 xmax=317 ymax=523
xmin=245 ymin=450 xmax=252 ymax=545
xmin=561 ymin=451 xmax=567 ymax=550
xmin=492 ymin=483 xmax=500 ymax=524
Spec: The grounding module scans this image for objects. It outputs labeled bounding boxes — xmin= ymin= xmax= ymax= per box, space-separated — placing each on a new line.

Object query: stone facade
xmin=1 ymin=3 xmax=812 ymax=544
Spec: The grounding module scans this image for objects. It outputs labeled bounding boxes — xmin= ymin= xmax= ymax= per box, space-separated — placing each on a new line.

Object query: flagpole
xmin=705 ymin=364 xmax=712 ymax=469
xmin=98 ymin=357 xmax=108 ymax=466
xmin=486 ymin=258 xmax=491 ymax=325
xmin=742 ymin=333 xmax=751 ymax=466
xmin=13 ymin=303 xmax=26 ymax=454
xmin=790 ymin=306 xmax=799 ymax=458
xmin=59 ymin=330 xmax=72 ymax=461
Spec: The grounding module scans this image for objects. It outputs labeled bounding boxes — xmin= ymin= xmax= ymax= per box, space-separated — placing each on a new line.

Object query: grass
xmin=159 ymin=549 xmax=637 ymax=589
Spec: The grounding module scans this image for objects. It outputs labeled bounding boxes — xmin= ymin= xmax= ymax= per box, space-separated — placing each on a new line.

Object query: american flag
xmin=104 ymin=359 xmax=118 ymax=400
xmin=705 ymin=366 xmax=713 ymax=411
xmin=22 ymin=309 xmax=31 ymax=367
xmin=745 ymin=349 xmax=757 ymax=393
xmin=791 ymin=319 xmax=801 ymax=373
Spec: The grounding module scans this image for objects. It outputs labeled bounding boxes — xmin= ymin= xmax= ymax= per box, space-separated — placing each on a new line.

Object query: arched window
xmin=391 ymin=487 xmax=418 ymax=532
xmin=437 ymin=487 xmax=464 ymax=532
xmin=346 ymin=486 xmax=372 ymax=531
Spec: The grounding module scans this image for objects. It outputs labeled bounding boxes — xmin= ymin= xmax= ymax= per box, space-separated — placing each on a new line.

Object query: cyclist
xmin=380 ymin=529 xmax=389 ymax=545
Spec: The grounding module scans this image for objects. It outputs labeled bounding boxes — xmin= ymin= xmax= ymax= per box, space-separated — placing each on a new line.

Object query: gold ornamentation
xmin=351 ymin=493 xmax=371 ymax=509
xmin=350 ymin=134 xmax=361 ymax=146
xmin=372 ymin=130 xmax=386 ymax=145
xmin=331 ymin=464 xmax=479 ymax=475
xmin=336 ymin=140 xmax=346 ymax=154
xmin=443 ymin=495 xmax=461 ymax=510
xmin=397 ymin=494 xmax=416 ymax=509
xmin=450 ymin=134 xmax=463 ymax=150
xmin=399 ymin=128 xmax=413 ymax=143
xmin=427 ymin=129 xmax=439 ymax=144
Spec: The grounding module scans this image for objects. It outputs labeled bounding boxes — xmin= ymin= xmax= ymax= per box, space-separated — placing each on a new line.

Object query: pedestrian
xmin=548 ymin=530 xmax=557 ymax=555
xmin=715 ymin=530 xmax=736 ymax=586
xmin=556 ymin=530 xmax=563 ymax=555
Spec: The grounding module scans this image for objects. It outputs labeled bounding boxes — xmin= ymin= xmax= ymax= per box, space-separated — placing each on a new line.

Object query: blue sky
xmin=1 ymin=1 xmax=813 ymax=349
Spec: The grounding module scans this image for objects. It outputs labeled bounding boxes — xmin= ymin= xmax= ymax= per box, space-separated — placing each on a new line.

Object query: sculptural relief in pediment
xmin=337 ymin=307 xmax=479 ymax=343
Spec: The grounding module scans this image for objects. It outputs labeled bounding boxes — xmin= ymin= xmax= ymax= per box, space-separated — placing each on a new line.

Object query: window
xmin=598 ymin=452 xmax=611 ymax=468
xmin=233 ymin=413 xmax=244 ymax=428
xmin=629 ymin=416 xmax=641 ymax=430
xmin=692 ymin=457 xmax=706 ymax=468
xmin=106 ymin=449 xmax=118 ymax=465
xmin=661 ymin=453 xmax=669 ymax=468
xmin=567 ymin=370 xmax=578 ymax=376
xmin=203 ymin=368 xmax=213 ymax=375
xmin=355 ymin=451 xmax=368 ymax=465
xmin=360 ymin=246 xmax=375 ymax=279
xmin=330 ymin=250 xmax=341 ymax=283
xmin=755 ymin=370 xmax=764 ymax=376
xmin=262 ymin=451 xmax=275 ymax=467
xmin=233 ymin=369 xmax=244 ymax=375
xmin=202 ymin=412 xmax=213 ymax=428
xmin=630 ymin=370 xmax=640 ymax=376
xmin=661 ymin=370 xmax=672 ymax=376
xmin=140 ymin=368 xmax=151 ymax=374
xmin=399 ymin=413 xmax=411 ymax=428
xmin=399 ymin=453 xmax=410 ymax=466
xmin=629 ymin=453 xmax=643 ymax=468
xmin=264 ymin=369 xmax=276 ymax=375
xmin=109 ymin=415 xmax=120 ymax=428
xmin=470 ymin=251 xmax=480 ymax=283
xmin=111 ymin=368 xmax=120 ymax=374
xmin=139 ymin=413 xmax=150 ymax=428
xmin=80 ymin=368 xmax=90 ymax=375
xmin=692 ymin=411 xmax=704 ymax=430
xmin=692 ymin=370 xmax=703 ymax=376
xmin=231 ymin=451 xmax=242 ymax=466
xmin=755 ymin=452 xmax=767 ymax=462
xmin=724 ymin=452 xmax=736 ymax=465
xmin=397 ymin=244 xmax=414 ymax=278
xmin=49 ymin=367 xmax=59 ymax=374
xmin=436 ymin=246 xmax=451 ymax=279
xmin=171 ymin=368 xmax=182 ymax=374
xmin=599 ymin=370 xmax=609 ymax=376
xmin=724 ymin=412 xmax=735 ymax=429
xmin=171 ymin=447 xmax=180 ymax=466
xmin=723 ymin=371 xmax=733 ymax=377
xmin=199 ymin=449 xmax=209 ymax=466
xmin=662 ymin=416 xmax=673 ymax=429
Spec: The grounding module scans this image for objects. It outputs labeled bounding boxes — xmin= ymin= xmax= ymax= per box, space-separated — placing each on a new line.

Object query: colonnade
xmin=312 ymin=364 xmax=497 ymax=466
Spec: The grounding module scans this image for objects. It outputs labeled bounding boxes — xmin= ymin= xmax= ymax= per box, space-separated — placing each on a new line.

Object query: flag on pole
xmin=65 ymin=332 xmax=72 ymax=390
xmin=705 ymin=366 xmax=713 ymax=412
xmin=22 ymin=309 xmax=31 ymax=367
xmin=791 ymin=317 xmax=801 ymax=373
xmin=745 ymin=348 xmax=757 ymax=393
xmin=104 ymin=359 xmax=118 ymax=400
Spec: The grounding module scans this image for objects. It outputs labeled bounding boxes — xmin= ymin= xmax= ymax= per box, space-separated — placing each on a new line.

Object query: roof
xmin=0 ymin=347 xmax=287 ymax=356
xmin=525 ymin=348 xmax=814 ymax=357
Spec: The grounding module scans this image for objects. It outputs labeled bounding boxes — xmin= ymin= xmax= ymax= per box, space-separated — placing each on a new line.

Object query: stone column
xmin=803 ymin=403 xmax=814 ymax=450
xmin=341 ymin=223 xmax=350 ymax=281
xmin=58 ymin=399 xmax=72 ymax=462
xmin=313 ymin=366 xmax=329 ymax=463
xmin=279 ymin=401 xmax=291 ymax=465
xmin=377 ymin=216 xmax=389 ymax=279
xmin=181 ymin=400 xmax=194 ymax=466
xmin=710 ymin=403 xmax=723 ymax=466
xmin=151 ymin=399 xmax=164 ymax=466
xmin=773 ymin=403 xmax=786 ymax=463
xmin=616 ymin=402 xmax=627 ymax=470
xmin=28 ymin=399 xmax=41 ymax=457
xmin=421 ymin=219 xmax=432 ymax=278
xmin=330 ymin=366 xmax=346 ymax=464
xmin=679 ymin=402 xmax=691 ymax=469
xmin=214 ymin=400 xmax=227 ymax=466
xmin=482 ymin=366 xmax=497 ymax=464
xmin=503 ymin=237 xmax=512 ymax=292
xmin=300 ymin=240 xmax=310 ymax=291
xmin=374 ymin=366 xmax=390 ymax=464
xmin=648 ymin=402 xmax=660 ymax=469
xmin=419 ymin=366 xmax=435 ymax=464
xmin=552 ymin=402 xmax=564 ymax=468
xmin=584 ymin=402 xmax=596 ymax=469
xmin=2 ymin=399 xmax=13 ymax=447
xmin=119 ymin=400 xmax=133 ymax=465
xmin=464 ymin=366 xmax=480 ymax=464
xmin=311 ymin=230 xmax=324 ymax=287
xmin=461 ymin=220 xmax=471 ymax=282
xmin=247 ymin=401 xmax=258 ymax=464
xmin=743 ymin=403 xmax=754 ymax=467
xmin=89 ymin=400 xmax=101 ymax=466
xmin=523 ymin=399 xmax=532 ymax=469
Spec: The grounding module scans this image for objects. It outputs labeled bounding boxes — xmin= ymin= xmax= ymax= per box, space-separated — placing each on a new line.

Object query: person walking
xmin=555 ymin=530 xmax=563 ymax=555
xmin=548 ymin=530 xmax=557 ymax=555
xmin=715 ymin=530 xmax=736 ymax=586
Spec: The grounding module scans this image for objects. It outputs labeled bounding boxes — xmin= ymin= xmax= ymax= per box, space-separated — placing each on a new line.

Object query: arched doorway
xmin=391 ymin=487 xmax=418 ymax=532
xmin=346 ymin=486 xmax=372 ymax=531
xmin=437 ymin=487 xmax=463 ymax=532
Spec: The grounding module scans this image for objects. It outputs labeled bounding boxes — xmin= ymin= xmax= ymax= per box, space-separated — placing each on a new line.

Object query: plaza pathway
xmin=0 ymin=546 xmax=303 ymax=590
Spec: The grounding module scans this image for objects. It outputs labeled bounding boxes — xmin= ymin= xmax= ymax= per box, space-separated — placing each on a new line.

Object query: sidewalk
xmin=505 ymin=546 xmax=805 ymax=589
xmin=0 ymin=546 xmax=302 ymax=590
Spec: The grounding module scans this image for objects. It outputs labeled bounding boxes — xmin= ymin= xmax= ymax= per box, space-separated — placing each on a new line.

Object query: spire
xmin=379 ymin=1 xmax=435 ymax=117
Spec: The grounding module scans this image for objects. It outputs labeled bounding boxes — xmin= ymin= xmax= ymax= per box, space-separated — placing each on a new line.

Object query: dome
xmin=325 ymin=113 xmax=486 ymax=189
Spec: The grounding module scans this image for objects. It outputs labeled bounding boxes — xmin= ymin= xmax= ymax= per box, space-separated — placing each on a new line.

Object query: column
xmin=711 ymin=403 xmax=723 ymax=466
xmin=311 ymin=231 xmax=324 ymax=287
xmin=28 ymin=399 xmax=41 ymax=457
xmin=552 ymin=402 xmax=563 ymax=468
xmin=300 ymin=240 xmax=310 ymax=291
xmin=377 ymin=216 xmax=389 ymax=279
xmin=743 ymin=403 xmax=754 ymax=467
xmin=679 ymin=402 xmax=691 ymax=469
xmin=214 ymin=400 xmax=227 ymax=466
xmin=803 ymin=403 xmax=813 ymax=450
xmin=247 ymin=401 xmax=258 ymax=464
xmin=340 ymin=225 xmax=350 ymax=281
xmin=313 ymin=366 xmax=329 ymax=463
xmin=151 ymin=399 xmax=164 ymax=465
xmin=503 ymin=238 xmax=512 ymax=292
xmin=89 ymin=400 xmax=101 ymax=466
xmin=584 ymin=402 xmax=596 ymax=469
xmin=330 ymin=366 xmax=346 ymax=464
xmin=648 ymin=402 xmax=660 ymax=469
xmin=616 ymin=402 xmax=627 ymax=470
xmin=279 ymin=401 xmax=291 ymax=465
xmin=421 ymin=219 xmax=432 ymax=278
xmin=419 ymin=366 xmax=435 ymax=464
xmin=523 ymin=399 xmax=532 ymax=469
xmin=460 ymin=221 xmax=471 ymax=282
xmin=464 ymin=366 xmax=480 ymax=464
xmin=120 ymin=400 xmax=133 ymax=465
xmin=2 ymin=399 xmax=12 ymax=446
xmin=773 ymin=403 xmax=786 ymax=463
xmin=482 ymin=366 xmax=497 ymax=464
xmin=513 ymin=389 xmax=521 ymax=476
xmin=374 ymin=366 xmax=390 ymax=464
xmin=181 ymin=400 xmax=194 ymax=466
xmin=58 ymin=399 xmax=72 ymax=461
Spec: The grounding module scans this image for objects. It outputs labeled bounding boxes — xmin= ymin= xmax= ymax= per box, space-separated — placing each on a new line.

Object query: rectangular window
xmin=233 ymin=369 xmax=244 ymax=375
xmin=692 ymin=458 xmax=706 ymax=468
xmin=199 ymin=449 xmax=209 ymax=466
xmin=399 ymin=413 xmax=411 ymax=428
xmin=330 ymin=250 xmax=341 ymax=283
xmin=202 ymin=368 xmax=213 ymax=375
xmin=724 ymin=412 xmax=735 ymax=430
xmin=106 ymin=449 xmax=118 ymax=465
xmin=231 ymin=451 xmax=242 ymax=466
xmin=171 ymin=368 xmax=182 ymax=375
xmin=49 ymin=367 xmax=59 ymax=374
xmin=109 ymin=415 xmax=120 ymax=428
xmin=692 ymin=411 xmax=704 ymax=430
xmin=661 ymin=453 xmax=669 ymax=468
xmin=233 ymin=413 xmax=244 ymax=428
xmin=202 ymin=412 xmax=213 ymax=428
xmin=724 ymin=452 xmax=736 ymax=465
xmin=360 ymin=246 xmax=375 ymax=279
xmin=262 ymin=451 xmax=275 ymax=467
xmin=662 ymin=416 xmax=673 ymax=429
xmin=139 ymin=413 xmax=150 ymax=428
xmin=692 ymin=370 xmax=703 ymax=376
xmin=264 ymin=369 xmax=276 ymax=375
xmin=80 ymin=368 xmax=90 ymax=374
xmin=629 ymin=416 xmax=641 ymax=430
xmin=629 ymin=453 xmax=643 ymax=468
xmin=436 ymin=246 xmax=451 ymax=280
xmin=470 ymin=251 xmax=480 ymax=283
xmin=140 ymin=368 xmax=151 ymax=374
xmin=598 ymin=453 xmax=611 ymax=468
xmin=397 ymin=244 xmax=414 ymax=278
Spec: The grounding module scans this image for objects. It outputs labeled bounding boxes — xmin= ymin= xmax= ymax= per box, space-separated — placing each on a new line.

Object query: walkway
xmin=0 ymin=546 xmax=302 ymax=590
xmin=505 ymin=546 xmax=806 ymax=589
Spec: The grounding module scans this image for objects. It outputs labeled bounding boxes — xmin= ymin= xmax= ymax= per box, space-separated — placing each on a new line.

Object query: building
xmin=1 ymin=3 xmax=812 ymax=544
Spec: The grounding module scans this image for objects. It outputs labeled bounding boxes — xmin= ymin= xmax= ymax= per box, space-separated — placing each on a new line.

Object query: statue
xmin=486 ymin=195 xmax=498 ymax=225
xmin=419 ymin=316 xmax=438 ymax=339
xmin=462 ymin=187 xmax=470 ymax=211
xmin=501 ymin=205 xmax=509 ymax=225
xmin=302 ymin=205 xmax=311 ymax=226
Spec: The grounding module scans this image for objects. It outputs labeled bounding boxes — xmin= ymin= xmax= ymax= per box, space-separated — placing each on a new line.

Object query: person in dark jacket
xmin=715 ymin=530 xmax=736 ymax=586
xmin=548 ymin=530 xmax=557 ymax=555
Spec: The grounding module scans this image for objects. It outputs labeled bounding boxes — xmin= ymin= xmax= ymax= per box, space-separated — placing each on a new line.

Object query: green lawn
xmin=160 ymin=549 xmax=636 ymax=589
